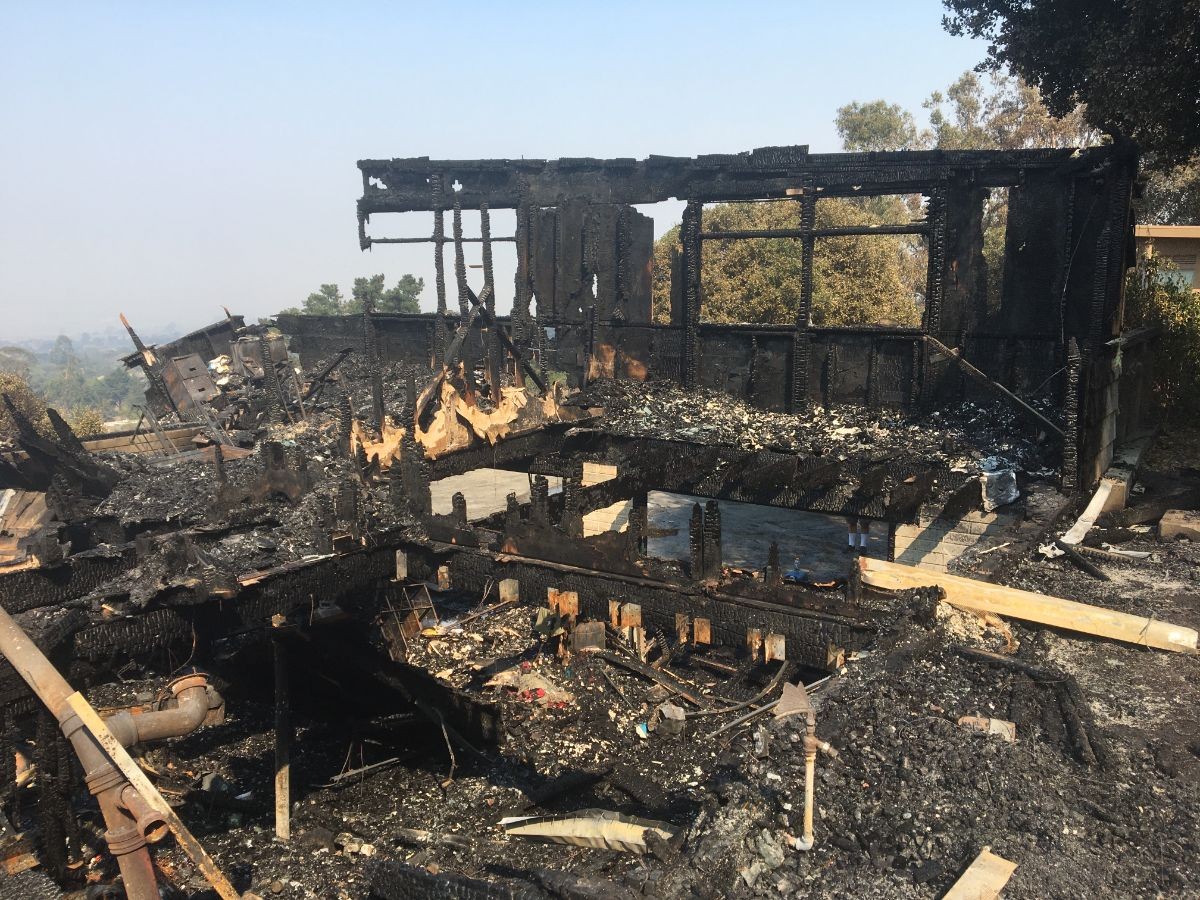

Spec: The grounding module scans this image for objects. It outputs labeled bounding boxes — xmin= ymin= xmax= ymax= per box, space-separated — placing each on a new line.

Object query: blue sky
xmin=0 ymin=2 xmax=988 ymax=340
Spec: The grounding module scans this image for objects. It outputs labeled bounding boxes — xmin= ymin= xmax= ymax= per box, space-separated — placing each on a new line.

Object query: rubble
xmin=1 ymin=142 xmax=1197 ymax=899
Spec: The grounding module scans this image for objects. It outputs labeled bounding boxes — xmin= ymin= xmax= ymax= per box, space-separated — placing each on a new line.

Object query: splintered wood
xmin=417 ymin=380 xmax=579 ymax=458
xmin=351 ymin=418 xmax=406 ymax=468
xmin=356 ymin=380 xmax=581 ymax=466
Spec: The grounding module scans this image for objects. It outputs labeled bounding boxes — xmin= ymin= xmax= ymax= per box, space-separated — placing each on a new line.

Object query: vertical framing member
xmin=680 ymin=200 xmax=703 ymax=389
xmin=792 ymin=180 xmax=816 ymax=412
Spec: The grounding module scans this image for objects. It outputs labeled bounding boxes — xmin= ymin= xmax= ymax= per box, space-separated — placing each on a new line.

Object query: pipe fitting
xmin=106 ymin=672 xmax=220 ymax=748
xmin=85 ymin=763 xmax=126 ymax=798
xmin=119 ymin=784 xmax=170 ymax=844
xmin=103 ymin=822 xmax=148 ymax=858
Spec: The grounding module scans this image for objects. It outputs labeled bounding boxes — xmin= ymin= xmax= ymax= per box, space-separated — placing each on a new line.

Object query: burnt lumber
xmin=858 ymin=557 xmax=1198 ymax=653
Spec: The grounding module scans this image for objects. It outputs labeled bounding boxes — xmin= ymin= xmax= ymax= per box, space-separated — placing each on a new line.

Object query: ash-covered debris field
xmin=1 ymin=144 xmax=1198 ymax=900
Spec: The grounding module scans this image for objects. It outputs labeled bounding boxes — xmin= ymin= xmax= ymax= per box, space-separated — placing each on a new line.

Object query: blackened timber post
xmin=703 ymin=499 xmax=722 ymax=580
xmin=680 ymin=200 xmax=702 ymax=389
xmin=688 ymin=502 xmax=705 ymax=580
xmin=481 ymin=202 xmax=502 ymax=403
xmin=362 ymin=299 xmax=385 ymax=431
xmin=431 ymin=174 xmax=449 ymax=363
xmin=792 ymin=183 xmax=815 ymax=412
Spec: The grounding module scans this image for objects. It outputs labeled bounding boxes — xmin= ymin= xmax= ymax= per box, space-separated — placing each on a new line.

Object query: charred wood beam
xmin=357 ymin=147 xmax=1099 ymax=218
xmin=464 ymin=285 xmax=547 ymax=392
xmin=365 ymin=235 xmax=516 ymax=244
xmin=301 ymin=348 xmax=354 ymax=402
xmin=424 ymin=427 xmax=569 ymax=479
xmin=542 ymin=439 xmax=952 ymax=523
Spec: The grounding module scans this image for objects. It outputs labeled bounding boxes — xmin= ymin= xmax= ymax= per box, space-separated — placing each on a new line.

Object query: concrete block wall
xmin=893 ymin=510 xmax=1018 ymax=571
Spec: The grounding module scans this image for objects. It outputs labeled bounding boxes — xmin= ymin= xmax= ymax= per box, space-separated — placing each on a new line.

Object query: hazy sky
xmin=0 ymin=2 xmax=987 ymax=341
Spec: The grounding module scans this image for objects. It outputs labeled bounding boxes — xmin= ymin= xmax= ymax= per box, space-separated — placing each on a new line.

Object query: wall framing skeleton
xmin=336 ymin=143 xmax=1138 ymax=489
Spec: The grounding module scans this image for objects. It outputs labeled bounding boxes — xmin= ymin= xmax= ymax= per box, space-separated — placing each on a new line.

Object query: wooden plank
xmin=859 ymin=557 xmax=1198 ymax=654
xmin=1059 ymin=479 xmax=1114 ymax=545
xmin=64 ymin=692 xmax=241 ymax=900
xmin=82 ymin=426 xmax=206 ymax=453
xmin=943 ymin=846 xmax=1017 ymax=900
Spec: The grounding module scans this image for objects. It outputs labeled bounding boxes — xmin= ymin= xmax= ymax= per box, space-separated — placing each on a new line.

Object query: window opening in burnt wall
xmin=697 ymin=199 xmax=806 ymax=325
xmin=689 ymin=195 xmax=929 ymax=329
xmin=983 ymin=187 xmax=1010 ymax=317
xmin=359 ymin=207 xmax=518 ymax=315
xmin=809 ymin=192 xmax=928 ymax=328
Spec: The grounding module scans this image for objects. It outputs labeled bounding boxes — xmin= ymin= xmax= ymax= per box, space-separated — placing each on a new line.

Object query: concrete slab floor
xmin=646 ymin=491 xmax=887 ymax=580
xmin=431 ymin=468 xmax=562 ymax=519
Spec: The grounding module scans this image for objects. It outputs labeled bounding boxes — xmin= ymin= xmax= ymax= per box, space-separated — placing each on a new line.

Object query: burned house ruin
xmin=1 ymin=143 xmax=1196 ymax=900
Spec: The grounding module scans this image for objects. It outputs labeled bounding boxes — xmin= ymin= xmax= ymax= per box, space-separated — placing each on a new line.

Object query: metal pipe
xmin=104 ymin=673 xmax=217 ymax=747
xmin=274 ymin=634 xmax=291 ymax=842
xmin=796 ymin=735 xmax=817 ymax=851
xmin=120 ymin=783 xmax=170 ymax=843
xmin=0 ymin=605 xmax=160 ymax=900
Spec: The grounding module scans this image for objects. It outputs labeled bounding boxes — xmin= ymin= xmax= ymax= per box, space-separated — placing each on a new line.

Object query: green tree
xmin=382 ymin=274 xmax=424 ymax=314
xmin=0 ymin=346 xmax=37 ymax=376
xmin=1125 ymin=254 xmax=1200 ymax=419
xmin=352 ymin=274 xmax=425 ymax=314
xmin=0 ymin=371 xmax=51 ymax=441
xmin=651 ymin=200 xmax=925 ymax=327
xmin=48 ymin=335 xmax=77 ymax=370
xmin=943 ymin=0 xmax=1200 ymax=167
xmin=923 ymin=71 xmax=1097 ymax=151
xmin=290 ymin=284 xmax=347 ymax=316
xmin=350 ymin=275 xmax=382 ymax=313
xmin=281 ymin=276 xmax=424 ymax=317
xmin=835 ymin=101 xmax=926 ymax=152
xmin=65 ymin=408 xmax=106 ymax=438
xmin=1138 ymin=160 xmax=1200 ymax=225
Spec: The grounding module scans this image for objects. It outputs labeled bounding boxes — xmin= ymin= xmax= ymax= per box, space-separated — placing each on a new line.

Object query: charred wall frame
xmin=292 ymin=144 xmax=1139 ymax=490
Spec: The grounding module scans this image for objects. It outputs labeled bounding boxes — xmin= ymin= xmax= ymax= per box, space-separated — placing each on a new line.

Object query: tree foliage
xmin=1124 ymin=255 xmax=1200 ymax=420
xmin=1 ymin=334 xmax=134 ymax=437
xmin=651 ymin=72 xmax=1098 ymax=326
xmin=651 ymin=200 xmax=926 ymax=327
xmin=0 ymin=371 xmax=51 ymax=441
xmin=281 ymin=274 xmax=424 ymax=316
xmin=835 ymin=101 xmax=924 ymax=152
xmin=923 ymin=71 xmax=1097 ymax=150
xmin=943 ymin=0 xmax=1200 ymax=166
xmin=1137 ymin=160 xmax=1200 ymax=226
xmin=352 ymin=273 xmax=424 ymax=314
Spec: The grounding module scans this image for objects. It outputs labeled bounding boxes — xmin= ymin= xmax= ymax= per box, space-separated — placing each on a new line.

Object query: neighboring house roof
xmin=1135 ymin=225 xmax=1200 ymax=239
